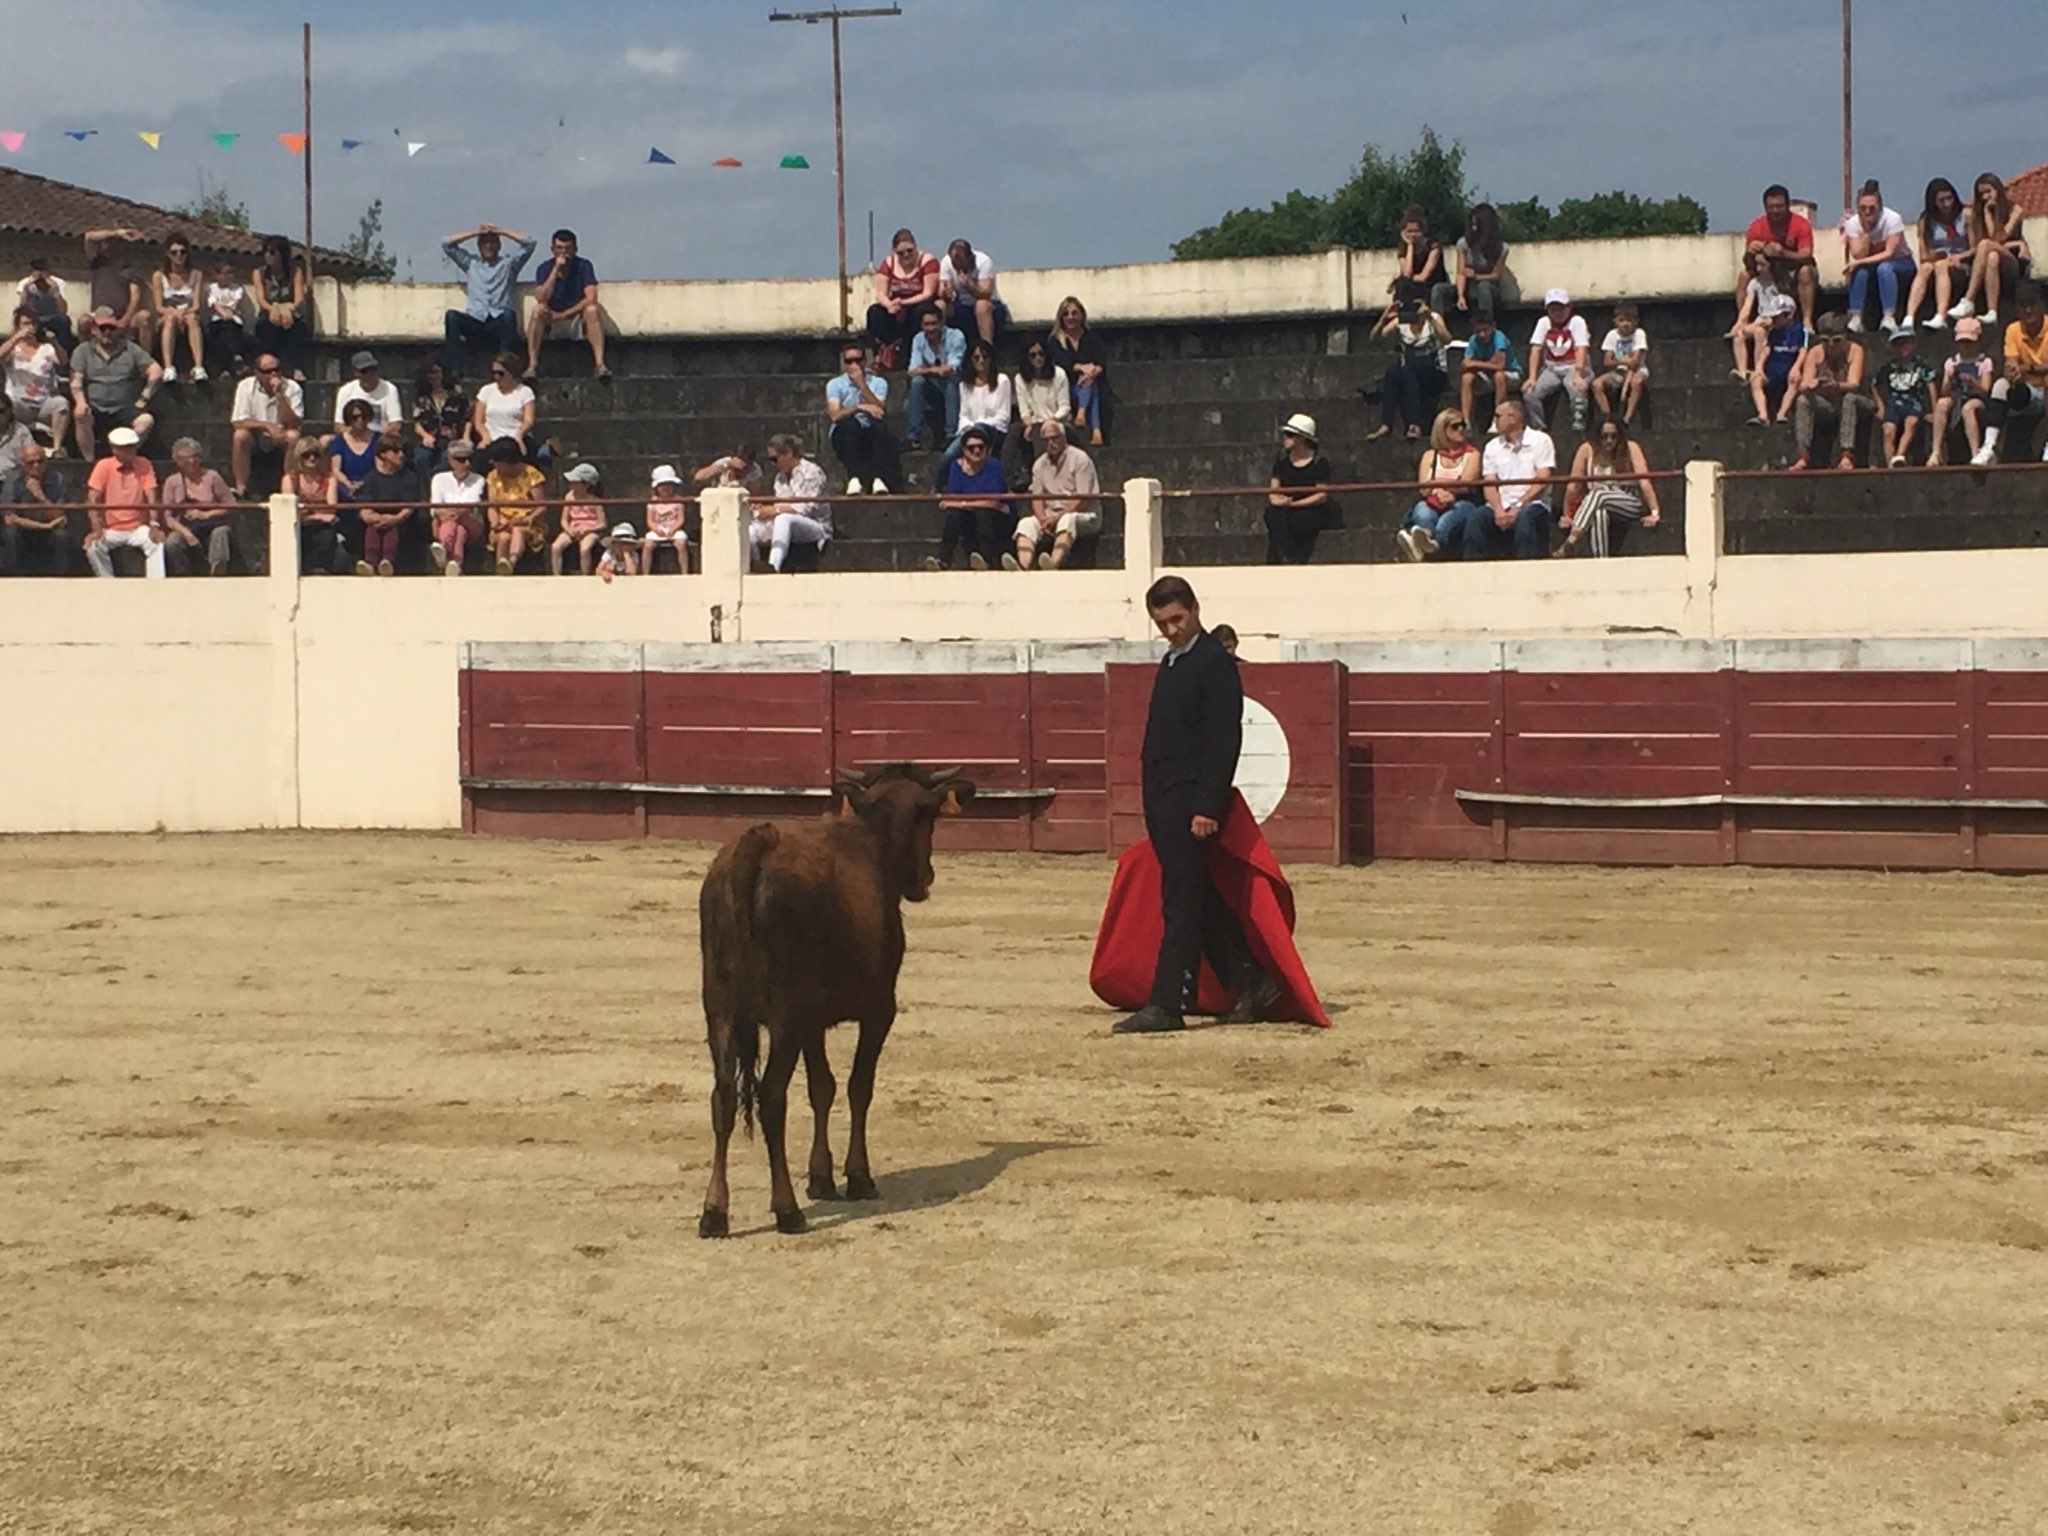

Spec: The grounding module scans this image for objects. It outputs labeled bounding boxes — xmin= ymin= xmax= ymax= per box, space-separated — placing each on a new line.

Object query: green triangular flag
xmin=779 ymin=154 xmax=810 ymax=170
xmin=211 ymin=131 xmax=238 ymax=150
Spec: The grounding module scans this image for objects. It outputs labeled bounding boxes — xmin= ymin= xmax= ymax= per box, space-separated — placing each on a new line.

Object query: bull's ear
xmin=938 ymin=781 xmax=975 ymax=817
xmin=833 ymin=780 xmax=866 ymax=818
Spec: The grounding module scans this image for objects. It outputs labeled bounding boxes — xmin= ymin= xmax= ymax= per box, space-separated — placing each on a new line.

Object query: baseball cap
xmin=1954 ymin=317 xmax=1983 ymax=341
xmin=1544 ymin=288 xmax=1571 ymax=307
xmin=107 ymin=426 xmax=140 ymax=447
xmin=562 ymin=462 xmax=601 ymax=484
xmin=350 ymin=349 xmax=378 ymax=371
xmin=650 ymin=464 xmax=683 ymax=487
xmin=90 ymin=305 xmax=117 ymax=321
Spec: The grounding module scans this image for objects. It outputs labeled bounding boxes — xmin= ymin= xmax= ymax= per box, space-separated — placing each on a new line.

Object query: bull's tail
xmin=716 ymin=824 xmax=779 ymax=1138
xmin=730 ymin=1000 xmax=760 ymax=1138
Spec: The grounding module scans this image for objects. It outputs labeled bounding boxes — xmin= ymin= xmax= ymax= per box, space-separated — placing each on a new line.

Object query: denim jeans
xmin=1072 ymin=378 xmax=1102 ymax=432
xmin=1463 ymin=498 xmax=1552 ymax=560
xmin=442 ymin=309 xmax=521 ymax=376
xmin=906 ymin=376 xmax=959 ymax=444
xmin=1847 ymin=256 xmax=1915 ymax=320
xmin=1406 ymin=496 xmax=1480 ymax=557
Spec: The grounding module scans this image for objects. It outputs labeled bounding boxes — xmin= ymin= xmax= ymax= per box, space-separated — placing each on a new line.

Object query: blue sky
xmin=6 ymin=0 xmax=2041 ymax=281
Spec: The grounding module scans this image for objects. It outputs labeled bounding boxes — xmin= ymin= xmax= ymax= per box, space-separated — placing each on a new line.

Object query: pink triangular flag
xmin=0 ymin=132 xmax=22 ymax=154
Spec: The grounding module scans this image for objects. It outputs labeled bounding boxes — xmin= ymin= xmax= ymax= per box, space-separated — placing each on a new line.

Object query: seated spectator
xmin=484 ymin=438 xmax=547 ymax=573
xmin=927 ymin=426 xmax=1009 ymax=572
xmin=940 ymin=238 xmax=1006 ymax=347
xmin=4 ymin=310 xmax=69 ymax=454
xmin=596 ymin=522 xmax=639 ymax=582
xmin=867 ymin=228 xmax=939 ymax=370
xmin=82 ymin=227 xmax=152 ymax=348
xmin=523 ymin=228 xmax=609 ymax=382
xmin=412 ymin=359 xmax=469 ymax=481
xmin=757 ymin=434 xmax=831 ymax=573
xmin=334 ymin=350 xmax=401 ymax=432
xmin=83 ymin=426 xmax=163 ymax=579
xmin=0 ymin=395 xmax=37 ymax=482
xmin=1431 ymin=203 xmax=1511 ymax=316
xmin=906 ymin=307 xmax=965 ymax=451
xmin=151 ymin=231 xmax=206 ymax=381
xmin=441 ymin=223 xmax=536 ymax=376
xmin=1456 ymin=309 xmax=1521 ymax=432
xmin=353 ymin=432 xmax=421 ymax=577
xmin=1367 ymin=297 xmax=1450 ymax=443
xmin=160 ymin=436 xmax=235 ymax=576
xmin=1953 ymin=173 xmax=2031 ymax=327
xmin=69 ymin=307 xmax=160 ymax=460
xmin=16 ymin=256 xmax=74 ymax=351
xmin=1524 ymin=289 xmax=1591 ymax=436
xmin=290 ymin=438 xmax=348 ymax=576
xmin=1 ymin=443 xmax=70 ymax=575
xmin=1265 ymin=413 xmax=1332 ymax=565
xmin=552 ymin=462 xmax=607 ymax=575
xmin=1787 ymin=313 xmax=1867 ymax=471
xmin=1014 ymin=341 xmax=1070 ymax=458
xmin=203 ymin=257 xmax=250 ymax=378
xmin=1472 ymin=398 xmax=1554 ymax=560
xmin=1872 ymin=329 xmax=1936 ymax=468
xmin=1593 ymin=303 xmax=1651 ymax=426
xmin=251 ymin=235 xmax=309 ymax=378
xmin=1396 ymin=407 xmax=1481 ymax=562
xmin=1211 ymin=624 xmax=1239 ymax=656
xmin=1744 ymin=184 xmax=1819 ymax=333
xmin=1730 ymin=250 xmax=1795 ymax=382
xmin=228 ymin=353 xmax=302 ymax=498
xmin=1839 ymin=181 xmax=1914 ymax=336
xmin=1558 ymin=419 xmax=1661 ymax=558
xmin=428 ymin=438 xmax=484 ymax=575
xmin=825 ymin=340 xmax=899 ymax=494
xmin=1904 ymin=178 xmax=1972 ymax=333
xmin=1928 ymin=316 xmax=1992 ymax=466
xmin=932 ymin=340 xmax=1016 ymax=490
xmin=1751 ymin=309 xmax=1808 ymax=426
xmin=1048 ymin=296 xmax=1107 ymax=445
xmin=472 ymin=352 xmax=538 ymax=460
xmin=1973 ymin=284 xmax=2048 ymax=466
xmin=1010 ymin=420 xmax=1101 ymax=571
xmin=643 ymin=464 xmax=690 ymax=574
xmin=1388 ymin=205 xmax=1442 ymax=307
xmin=693 ymin=445 xmax=764 ymax=494
xmin=327 ymin=399 xmax=379 ymax=504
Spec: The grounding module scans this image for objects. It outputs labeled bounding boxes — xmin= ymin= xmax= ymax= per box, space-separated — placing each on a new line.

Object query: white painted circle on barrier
xmin=1234 ymin=697 xmax=1292 ymax=823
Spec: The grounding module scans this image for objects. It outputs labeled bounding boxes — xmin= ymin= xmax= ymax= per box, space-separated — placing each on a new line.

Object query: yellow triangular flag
xmin=138 ymin=131 xmax=161 ymax=150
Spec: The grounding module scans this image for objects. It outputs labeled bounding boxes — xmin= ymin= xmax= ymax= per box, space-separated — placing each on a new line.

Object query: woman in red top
xmin=866 ymin=227 xmax=938 ymax=369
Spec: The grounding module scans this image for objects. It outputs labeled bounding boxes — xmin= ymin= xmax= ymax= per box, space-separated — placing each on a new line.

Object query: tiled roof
xmin=0 ymin=164 xmax=370 ymax=274
xmin=2008 ymin=162 xmax=2048 ymax=217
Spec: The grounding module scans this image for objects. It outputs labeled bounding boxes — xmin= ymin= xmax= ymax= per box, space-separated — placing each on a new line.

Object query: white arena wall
xmin=2 ymin=478 xmax=2045 ymax=835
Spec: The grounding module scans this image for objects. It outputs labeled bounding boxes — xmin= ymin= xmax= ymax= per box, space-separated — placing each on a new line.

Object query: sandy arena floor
xmin=3 ymin=832 xmax=2047 ymax=1534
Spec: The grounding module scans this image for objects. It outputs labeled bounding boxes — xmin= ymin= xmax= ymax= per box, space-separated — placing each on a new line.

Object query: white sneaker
xmin=190 ymin=365 xmax=209 ymax=382
xmin=1971 ymin=443 xmax=1997 ymax=467
xmin=1415 ymin=527 xmax=1440 ymax=557
xmin=429 ymin=541 xmax=449 ymax=571
xmin=1982 ymin=311 xmax=1998 ymax=327
xmin=1888 ymin=454 xmax=1906 ymax=467
xmin=162 ymin=366 xmax=178 ymax=383
xmin=869 ymin=477 xmax=889 ymax=493
xmin=1001 ymin=553 xmax=1022 ymax=571
xmin=1923 ymin=315 xmax=1947 ymax=331
xmin=1394 ymin=528 xmax=1423 ymax=563
xmin=968 ymin=553 xmax=988 ymax=571
xmin=1880 ymin=315 xmax=1900 ymax=336
xmin=445 ymin=561 xmax=462 ymax=577
xmin=1948 ymin=297 xmax=1976 ymax=320
xmin=1847 ymin=314 xmax=1865 ymax=333
xmin=923 ymin=555 xmax=943 ymax=571
xmin=846 ymin=476 xmax=863 ymax=495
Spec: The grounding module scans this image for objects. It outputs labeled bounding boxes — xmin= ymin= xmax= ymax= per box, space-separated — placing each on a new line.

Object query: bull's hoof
xmin=697 ymin=1207 xmax=729 ymax=1239
xmin=774 ymin=1207 xmax=808 ymax=1235
xmin=807 ymin=1175 xmax=842 ymax=1201
xmin=844 ymin=1172 xmax=879 ymax=1201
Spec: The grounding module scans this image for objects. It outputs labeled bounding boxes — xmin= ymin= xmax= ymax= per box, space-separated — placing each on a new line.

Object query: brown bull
xmin=697 ymin=763 xmax=975 ymax=1237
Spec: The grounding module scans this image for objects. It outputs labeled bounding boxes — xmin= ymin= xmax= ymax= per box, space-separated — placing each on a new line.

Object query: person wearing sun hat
xmin=552 ymin=461 xmax=607 ymax=575
xmin=83 ymin=424 xmax=165 ymax=578
xmin=642 ymin=463 xmax=690 ymax=574
xmin=596 ymin=521 xmax=639 ymax=582
xmin=1264 ymin=411 xmax=1333 ymax=564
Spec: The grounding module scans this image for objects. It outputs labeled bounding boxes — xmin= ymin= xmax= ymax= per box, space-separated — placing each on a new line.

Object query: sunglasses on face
xmin=1448 ymin=420 xmax=1467 ymax=429
xmin=256 ymin=365 xmax=278 ymax=374
xmin=964 ymin=442 xmax=987 ymax=453
xmin=842 ymin=355 xmax=862 ymax=365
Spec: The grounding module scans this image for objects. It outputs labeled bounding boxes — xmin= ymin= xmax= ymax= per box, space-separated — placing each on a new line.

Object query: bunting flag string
xmin=713 ymin=156 xmax=742 ymax=169
xmin=779 ymin=154 xmax=810 ymax=169
xmin=137 ymin=132 xmax=161 ymax=150
xmin=0 ymin=127 xmax=816 ymax=173
xmin=340 ymin=138 xmax=362 ymax=152
xmin=0 ymin=133 xmax=23 ymax=154
xmin=406 ymin=141 xmax=426 ymax=158
xmin=647 ymin=147 xmax=674 ymax=165
xmin=64 ymin=130 xmax=96 ymax=142
xmin=211 ymin=131 xmax=238 ymax=150
xmin=277 ymin=132 xmax=306 ymax=156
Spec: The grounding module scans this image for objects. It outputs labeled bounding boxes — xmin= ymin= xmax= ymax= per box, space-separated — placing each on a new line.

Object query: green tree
xmin=344 ymin=198 xmax=396 ymax=280
xmin=171 ymin=175 xmax=250 ymax=231
xmin=1547 ymin=190 xmax=1709 ymax=240
xmin=1323 ymin=127 xmax=1469 ymax=250
xmin=1168 ymin=189 xmax=1335 ymax=261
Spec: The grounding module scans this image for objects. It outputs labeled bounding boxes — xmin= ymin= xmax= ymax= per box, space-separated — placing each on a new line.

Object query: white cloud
xmin=622 ymin=45 xmax=688 ymax=78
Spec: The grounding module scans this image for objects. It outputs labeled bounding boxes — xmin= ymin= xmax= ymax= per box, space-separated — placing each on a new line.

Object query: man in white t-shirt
xmin=228 ymin=353 xmax=304 ymax=497
xmin=941 ymin=238 xmax=1006 ymax=346
xmin=1523 ymin=288 xmax=1590 ymax=436
xmin=1474 ymin=397 xmax=1555 ymax=559
xmin=332 ymin=349 xmax=402 ymax=430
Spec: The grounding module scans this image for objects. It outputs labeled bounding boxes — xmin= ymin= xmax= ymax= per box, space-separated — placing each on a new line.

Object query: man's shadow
xmin=744 ymin=1139 xmax=1078 ymax=1236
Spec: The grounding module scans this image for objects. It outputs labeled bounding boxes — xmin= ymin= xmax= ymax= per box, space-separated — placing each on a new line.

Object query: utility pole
xmin=1840 ymin=0 xmax=1852 ymax=213
xmin=768 ymin=5 xmax=902 ymax=332
xmin=303 ymin=23 xmax=315 ymax=292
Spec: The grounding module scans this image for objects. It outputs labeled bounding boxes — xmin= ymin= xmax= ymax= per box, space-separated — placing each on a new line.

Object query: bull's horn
xmin=925 ymin=765 xmax=964 ymax=784
xmin=834 ymin=765 xmax=874 ymax=787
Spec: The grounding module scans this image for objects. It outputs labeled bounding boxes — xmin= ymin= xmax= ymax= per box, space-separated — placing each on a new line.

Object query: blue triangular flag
xmin=647 ymin=147 xmax=675 ymax=165
xmin=341 ymin=138 xmax=363 ymax=152
xmin=65 ymin=130 xmax=97 ymax=142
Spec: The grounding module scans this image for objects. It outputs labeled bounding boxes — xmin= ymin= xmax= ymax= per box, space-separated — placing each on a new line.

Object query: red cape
xmin=1089 ymin=791 xmax=1331 ymax=1026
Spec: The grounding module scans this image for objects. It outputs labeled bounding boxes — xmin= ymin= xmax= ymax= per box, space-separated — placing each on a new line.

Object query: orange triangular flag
xmin=713 ymin=156 xmax=742 ymax=168
xmin=278 ymin=132 xmax=307 ymax=156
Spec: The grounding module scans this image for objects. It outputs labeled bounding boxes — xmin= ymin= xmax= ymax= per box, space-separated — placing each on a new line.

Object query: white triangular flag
xmin=406 ymin=141 xmax=425 ymax=158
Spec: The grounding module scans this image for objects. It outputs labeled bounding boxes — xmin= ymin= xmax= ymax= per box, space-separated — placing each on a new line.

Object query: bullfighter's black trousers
xmin=1146 ymin=792 xmax=1254 ymax=1015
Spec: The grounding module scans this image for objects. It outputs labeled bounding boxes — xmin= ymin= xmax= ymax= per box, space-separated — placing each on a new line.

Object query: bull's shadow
xmin=742 ymin=1139 xmax=1079 ymax=1236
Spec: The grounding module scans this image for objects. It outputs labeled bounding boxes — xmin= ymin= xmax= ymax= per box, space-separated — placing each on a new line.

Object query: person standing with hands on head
xmin=523 ymin=228 xmax=609 ymax=383
xmin=1113 ymin=576 xmax=1281 ymax=1035
xmin=440 ymin=223 xmax=536 ymax=377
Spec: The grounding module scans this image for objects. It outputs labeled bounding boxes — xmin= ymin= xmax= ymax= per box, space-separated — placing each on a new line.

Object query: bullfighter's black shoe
xmin=1113 ymin=1005 xmax=1186 ymax=1035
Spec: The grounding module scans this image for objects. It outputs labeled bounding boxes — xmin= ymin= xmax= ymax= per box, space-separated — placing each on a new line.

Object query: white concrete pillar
xmin=1683 ymin=459 xmax=1724 ymax=639
xmin=699 ymin=486 xmax=750 ymax=643
xmin=1121 ymin=477 xmax=1165 ymax=640
xmin=264 ymin=492 xmax=302 ymax=827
